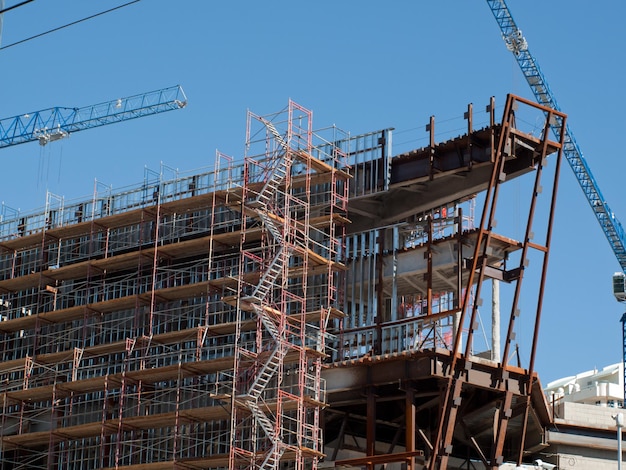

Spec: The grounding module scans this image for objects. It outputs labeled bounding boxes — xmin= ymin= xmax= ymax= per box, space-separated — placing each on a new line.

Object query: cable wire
xmin=0 ymin=0 xmax=140 ymax=51
xmin=0 ymin=0 xmax=34 ymax=15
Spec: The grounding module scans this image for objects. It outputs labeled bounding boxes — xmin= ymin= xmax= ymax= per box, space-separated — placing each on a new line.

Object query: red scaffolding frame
xmin=227 ymin=100 xmax=350 ymax=470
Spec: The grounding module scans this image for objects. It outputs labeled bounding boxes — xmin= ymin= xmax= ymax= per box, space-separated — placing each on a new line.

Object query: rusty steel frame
xmin=428 ymin=94 xmax=566 ymax=469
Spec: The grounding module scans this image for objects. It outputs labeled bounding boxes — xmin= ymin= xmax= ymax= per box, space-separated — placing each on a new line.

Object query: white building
xmin=539 ymin=363 xmax=625 ymax=469
xmin=544 ymin=363 xmax=624 ymax=408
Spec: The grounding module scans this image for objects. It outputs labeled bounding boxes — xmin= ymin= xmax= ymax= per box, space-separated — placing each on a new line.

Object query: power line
xmin=0 ymin=0 xmax=141 ymax=51
xmin=0 ymin=0 xmax=36 ymax=47
xmin=0 ymin=0 xmax=35 ymax=15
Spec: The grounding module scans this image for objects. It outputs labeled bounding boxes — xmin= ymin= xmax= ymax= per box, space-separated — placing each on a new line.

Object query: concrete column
xmin=492 ymin=279 xmax=501 ymax=363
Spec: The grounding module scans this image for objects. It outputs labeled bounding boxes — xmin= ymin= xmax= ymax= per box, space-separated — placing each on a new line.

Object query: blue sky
xmin=0 ymin=1 xmax=624 ymax=386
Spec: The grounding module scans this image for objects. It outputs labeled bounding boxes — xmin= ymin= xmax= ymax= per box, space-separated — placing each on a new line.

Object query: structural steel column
xmin=375 ymin=230 xmax=384 ymax=354
xmin=406 ymin=387 xmax=416 ymax=470
xmin=366 ymin=386 xmax=376 ymax=470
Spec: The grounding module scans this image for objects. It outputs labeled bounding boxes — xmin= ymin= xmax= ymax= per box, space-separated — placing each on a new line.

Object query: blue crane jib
xmin=486 ymin=0 xmax=626 ymax=272
xmin=487 ymin=0 xmax=626 ymax=407
xmin=0 ymin=85 xmax=187 ymax=149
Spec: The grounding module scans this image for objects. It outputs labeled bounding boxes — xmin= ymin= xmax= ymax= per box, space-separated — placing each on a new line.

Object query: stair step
xmin=262 ymin=120 xmax=288 ymax=149
xmin=248 ymin=345 xmax=288 ymax=398
xmin=247 ymin=401 xmax=277 ymax=439
xmin=259 ymin=446 xmax=285 ymax=470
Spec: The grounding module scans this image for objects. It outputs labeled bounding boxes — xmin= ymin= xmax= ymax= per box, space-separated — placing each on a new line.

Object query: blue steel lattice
xmin=486 ymin=0 xmax=626 ymax=270
xmin=622 ymin=313 xmax=626 ymax=399
xmin=0 ymin=85 xmax=187 ymax=149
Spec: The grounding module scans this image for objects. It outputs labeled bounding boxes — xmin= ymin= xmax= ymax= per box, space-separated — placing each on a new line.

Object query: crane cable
xmin=0 ymin=0 xmax=141 ymax=51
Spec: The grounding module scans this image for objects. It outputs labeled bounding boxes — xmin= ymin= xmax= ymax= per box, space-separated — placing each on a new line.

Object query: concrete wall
xmin=551 ymin=443 xmax=621 ymax=470
xmin=555 ymin=401 xmax=624 ymax=431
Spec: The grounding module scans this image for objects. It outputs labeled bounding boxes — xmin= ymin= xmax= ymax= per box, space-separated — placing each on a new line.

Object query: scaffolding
xmin=0 ymin=100 xmax=351 ymax=470
xmin=223 ymin=101 xmax=350 ymax=470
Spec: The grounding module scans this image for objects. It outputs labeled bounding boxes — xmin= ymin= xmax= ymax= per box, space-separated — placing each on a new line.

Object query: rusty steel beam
xmin=427 ymin=115 xmax=435 ymax=181
xmin=428 ymin=95 xmax=516 ymax=470
xmin=376 ymin=230 xmax=385 ymax=355
xmin=517 ymin=104 xmax=567 ymax=465
xmin=335 ymin=451 xmax=425 ymax=468
xmin=426 ymin=215 xmax=433 ymax=316
xmin=366 ymin=386 xmax=376 ymax=470
xmin=406 ymin=388 xmax=417 ymax=470
xmin=491 ymin=390 xmax=514 ymax=466
xmin=526 ymin=105 xmax=566 ymax=381
xmin=427 ymin=94 xmax=566 ymax=469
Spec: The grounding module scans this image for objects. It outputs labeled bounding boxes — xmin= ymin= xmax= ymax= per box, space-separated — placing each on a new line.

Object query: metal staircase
xmin=245 ymin=305 xmax=288 ymax=400
xmin=246 ymin=400 xmax=278 ymax=439
xmin=254 ymin=118 xmax=291 ymax=208
xmin=257 ymin=212 xmax=283 ymax=240
xmin=245 ymin=342 xmax=286 ymax=399
xmin=245 ymin=396 xmax=286 ymax=470
xmin=234 ymin=115 xmax=294 ymax=470
xmin=250 ymin=247 xmax=286 ymax=302
xmin=260 ymin=118 xmax=288 ymax=150
xmin=230 ymin=101 xmax=341 ymax=470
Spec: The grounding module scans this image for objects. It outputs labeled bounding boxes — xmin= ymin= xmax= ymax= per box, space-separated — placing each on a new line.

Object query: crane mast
xmin=486 ymin=0 xmax=626 ymax=270
xmin=486 ymin=0 xmax=626 ymax=402
xmin=0 ymin=85 xmax=187 ymax=148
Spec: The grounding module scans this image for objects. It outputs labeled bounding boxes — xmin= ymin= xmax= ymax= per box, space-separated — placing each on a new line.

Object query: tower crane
xmin=485 ymin=0 xmax=626 ymax=399
xmin=0 ymin=84 xmax=186 ymax=148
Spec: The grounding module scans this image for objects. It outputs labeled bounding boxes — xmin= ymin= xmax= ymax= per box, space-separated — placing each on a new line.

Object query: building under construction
xmin=0 ymin=95 xmax=569 ymax=469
